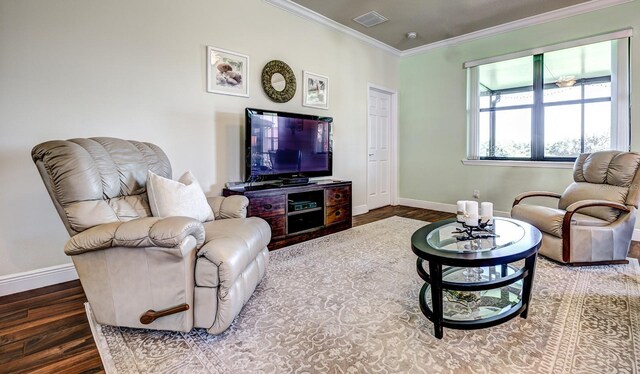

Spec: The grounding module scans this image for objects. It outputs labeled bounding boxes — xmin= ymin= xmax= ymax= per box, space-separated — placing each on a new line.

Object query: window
xmin=466 ymin=31 xmax=630 ymax=162
xmin=315 ymin=122 xmax=328 ymax=153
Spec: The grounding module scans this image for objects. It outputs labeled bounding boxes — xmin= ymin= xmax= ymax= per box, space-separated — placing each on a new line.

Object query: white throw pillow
xmin=147 ymin=170 xmax=214 ymax=222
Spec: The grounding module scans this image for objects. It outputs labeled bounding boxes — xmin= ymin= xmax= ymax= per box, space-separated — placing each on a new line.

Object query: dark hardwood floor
xmin=1 ymin=205 xmax=638 ymax=373
xmin=0 ymin=280 xmax=102 ymax=373
xmin=352 ymin=205 xmax=454 ymax=226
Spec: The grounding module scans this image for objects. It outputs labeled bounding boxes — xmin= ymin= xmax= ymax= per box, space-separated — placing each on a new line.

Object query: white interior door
xmin=367 ymin=88 xmax=391 ymax=210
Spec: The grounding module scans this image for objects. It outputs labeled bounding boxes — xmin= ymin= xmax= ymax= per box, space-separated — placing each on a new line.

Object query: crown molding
xmin=401 ymin=0 xmax=632 ymax=57
xmin=263 ymin=0 xmax=401 ymax=56
xmin=264 ymin=0 xmax=632 ymax=58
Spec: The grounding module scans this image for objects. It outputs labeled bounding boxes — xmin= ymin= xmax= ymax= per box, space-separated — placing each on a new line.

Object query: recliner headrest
xmin=573 ymin=151 xmax=640 ymax=187
xmin=32 ymin=137 xmax=172 ymax=235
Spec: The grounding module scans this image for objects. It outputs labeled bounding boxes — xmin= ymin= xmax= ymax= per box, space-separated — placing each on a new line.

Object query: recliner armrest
xmin=512 ymin=191 xmax=562 ymax=207
xmin=65 ymin=216 xmax=205 ymax=255
xmin=207 ymin=195 xmax=249 ymax=219
xmin=196 ymin=217 xmax=270 ymax=290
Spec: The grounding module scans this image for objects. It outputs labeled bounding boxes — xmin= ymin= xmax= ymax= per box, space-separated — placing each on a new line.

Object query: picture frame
xmin=207 ymin=46 xmax=249 ymax=97
xmin=302 ymin=71 xmax=329 ymax=109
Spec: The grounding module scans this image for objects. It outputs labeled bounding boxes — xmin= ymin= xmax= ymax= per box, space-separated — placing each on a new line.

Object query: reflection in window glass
xmin=479 ymin=56 xmax=533 ymax=95
xmin=543 ymin=41 xmax=611 ymax=86
xmin=543 ymin=86 xmax=581 ymax=103
xmin=479 ymin=57 xmax=533 ymax=109
xmin=585 ymin=82 xmax=611 ymax=99
xmin=493 ymin=91 xmax=533 ymax=108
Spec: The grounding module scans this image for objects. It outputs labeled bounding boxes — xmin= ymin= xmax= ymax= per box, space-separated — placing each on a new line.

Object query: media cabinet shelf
xmin=288 ymin=207 xmax=323 ymax=216
xmin=223 ymin=180 xmax=352 ymax=250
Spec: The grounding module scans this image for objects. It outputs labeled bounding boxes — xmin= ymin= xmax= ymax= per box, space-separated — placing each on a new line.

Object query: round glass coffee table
xmin=411 ymin=218 xmax=542 ymax=339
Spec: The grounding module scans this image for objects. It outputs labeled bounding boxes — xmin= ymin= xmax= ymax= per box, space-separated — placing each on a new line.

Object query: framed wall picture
xmin=207 ymin=46 xmax=249 ymax=97
xmin=302 ymin=71 xmax=328 ymax=109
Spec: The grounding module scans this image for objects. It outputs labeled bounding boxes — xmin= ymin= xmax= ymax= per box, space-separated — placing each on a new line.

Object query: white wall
xmin=0 ymin=0 xmax=399 ymax=277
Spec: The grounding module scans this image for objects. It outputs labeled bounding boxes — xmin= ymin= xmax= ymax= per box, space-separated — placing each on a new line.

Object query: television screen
xmin=245 ymin=108 xmax=333 ymax=181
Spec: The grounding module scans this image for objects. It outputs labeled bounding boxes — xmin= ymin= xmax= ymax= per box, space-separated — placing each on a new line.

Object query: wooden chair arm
xmin=512 ymin=191 xmax=562 ymax=207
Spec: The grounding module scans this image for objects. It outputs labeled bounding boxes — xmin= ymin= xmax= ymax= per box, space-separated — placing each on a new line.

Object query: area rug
xmin=87 ymin=216 xmax=640 ymax=373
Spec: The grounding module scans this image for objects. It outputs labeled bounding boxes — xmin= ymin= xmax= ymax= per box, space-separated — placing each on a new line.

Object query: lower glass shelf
xmin=425 ymin=266 xmax=523 ymax=321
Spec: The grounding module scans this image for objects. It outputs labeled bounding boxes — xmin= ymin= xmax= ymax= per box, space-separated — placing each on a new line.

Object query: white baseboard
xmin=398 ymin=198 xmax=456 ymax=214
xmin=397 ymin=198 xmax=511 ymax=217
xmin=0 ymin=263 xmax=78 ymax=297
xmin=398 ymin=198 xmax=640 ymax=242
xmin=353 ymin=205 xmax=369 ymax=216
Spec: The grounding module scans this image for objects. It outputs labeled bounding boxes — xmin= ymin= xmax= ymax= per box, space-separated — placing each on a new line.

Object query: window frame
xmin=480 ymin=66 xmax=612 ymax=161
xmin=465 ymin=30 xmax=631 ymax=164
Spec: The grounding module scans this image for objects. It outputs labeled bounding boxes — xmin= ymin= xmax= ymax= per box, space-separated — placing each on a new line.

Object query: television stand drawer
xmin=326 ymin=186 xmax=351 ymax=206
xmin=326 ymin=205 xmax=349 ymax=225
xmin=247 ymin=195 xmax=286 ymax=218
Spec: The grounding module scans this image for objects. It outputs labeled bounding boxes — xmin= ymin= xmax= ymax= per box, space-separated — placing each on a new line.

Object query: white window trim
xmin=466 ymin=67 xmax=480 ymax=160
xmin=464 ymin=30 xmax=632 ymax=164
xmin=612 ymin=38 xmax=631 ymax=151
xmin=461 ymin=159 xmax=574 ymax=169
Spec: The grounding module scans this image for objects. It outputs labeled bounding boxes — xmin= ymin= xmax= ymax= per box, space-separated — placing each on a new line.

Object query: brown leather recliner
xmin=511 ymin=151 xmax=640 ymax=265
xmin=32 ymin=137 xmax=270 ymax=334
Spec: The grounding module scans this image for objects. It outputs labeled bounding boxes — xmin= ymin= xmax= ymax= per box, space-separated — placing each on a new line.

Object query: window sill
xmin=461 ymin=159 xmax=574 ymax=169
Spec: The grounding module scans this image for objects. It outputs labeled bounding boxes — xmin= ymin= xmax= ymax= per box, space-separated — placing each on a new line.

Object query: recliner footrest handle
xmin=140 ymin=303 xmax=190 ymax=325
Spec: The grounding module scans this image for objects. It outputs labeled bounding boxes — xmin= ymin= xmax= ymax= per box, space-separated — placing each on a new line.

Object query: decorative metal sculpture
xmin=452 ymin=220 xmax=496 ymax=241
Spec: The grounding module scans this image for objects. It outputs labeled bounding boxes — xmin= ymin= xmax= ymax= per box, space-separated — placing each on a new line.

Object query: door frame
xmin=366 ymin=83 xmax=399 ymax=211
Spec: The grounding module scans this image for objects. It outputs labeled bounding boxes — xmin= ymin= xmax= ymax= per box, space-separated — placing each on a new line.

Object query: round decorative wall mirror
xmin=261 ymin=60 xmax=296 ymax=103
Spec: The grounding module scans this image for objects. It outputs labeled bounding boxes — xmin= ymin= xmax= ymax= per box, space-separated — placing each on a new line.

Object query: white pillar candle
xmin=456 ymin=201 xmax=466 ymax=222
xmin=465 ymin=201 xmax=479 ymax=215
xmin=465 ymin=213 xmax=479 ymax=227
xmin=480 ymin=202 xmax=493 ymax=221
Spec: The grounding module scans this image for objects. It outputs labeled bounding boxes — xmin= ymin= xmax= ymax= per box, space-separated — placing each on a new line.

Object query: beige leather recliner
xmin=32 ymin=137 xmax=270 ymax=334
xmin=511 ymin=151 xmax=640 ymax=265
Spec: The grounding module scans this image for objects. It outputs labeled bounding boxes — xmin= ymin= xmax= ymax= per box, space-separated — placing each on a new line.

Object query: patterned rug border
xmin=86 ymin=302 xmax=118 ymax=374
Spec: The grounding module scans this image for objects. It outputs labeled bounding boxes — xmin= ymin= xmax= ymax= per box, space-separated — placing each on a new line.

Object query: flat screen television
xmin=245 ymin=108 xmax=333 ymax=182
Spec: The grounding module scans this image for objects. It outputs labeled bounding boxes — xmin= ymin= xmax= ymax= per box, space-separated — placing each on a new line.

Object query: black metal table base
xmin=416 ymin=257 xmax=537 ymax=339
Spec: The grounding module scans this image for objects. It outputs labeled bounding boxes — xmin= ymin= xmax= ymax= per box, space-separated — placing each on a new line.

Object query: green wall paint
xmin=399 ymin=1 xmax=640 ymax=213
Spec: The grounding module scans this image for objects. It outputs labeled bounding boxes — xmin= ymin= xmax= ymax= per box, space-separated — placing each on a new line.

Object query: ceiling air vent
xmin=353 ymin=11 xmax=388 ymax=28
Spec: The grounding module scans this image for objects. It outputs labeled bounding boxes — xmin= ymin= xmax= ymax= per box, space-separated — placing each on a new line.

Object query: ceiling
xmin=288 ymin=0 xmax=593 ymax=51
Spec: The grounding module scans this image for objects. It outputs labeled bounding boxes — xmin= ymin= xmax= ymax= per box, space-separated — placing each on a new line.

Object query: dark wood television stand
xmin=223 ymin=180 xmax=352 ymax=250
